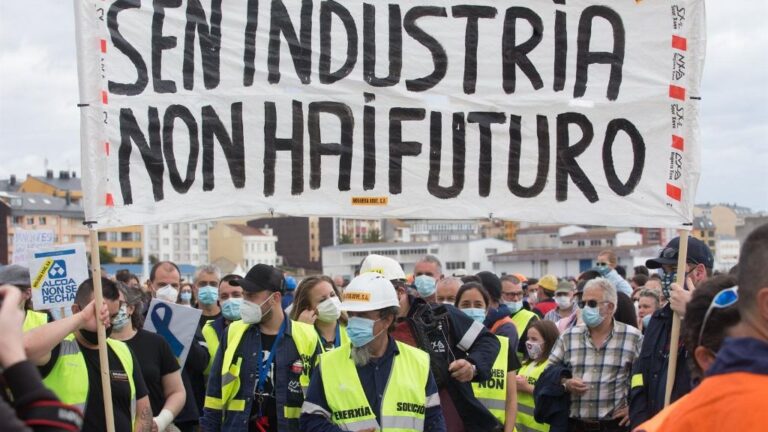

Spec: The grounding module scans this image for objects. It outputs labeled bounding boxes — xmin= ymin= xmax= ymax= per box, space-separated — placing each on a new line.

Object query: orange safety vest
xmin=633 ymin=372 xmax=768 ymax=432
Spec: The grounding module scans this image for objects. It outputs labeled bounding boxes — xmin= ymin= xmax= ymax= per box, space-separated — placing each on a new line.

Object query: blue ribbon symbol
xmin=150 ymin=303 xmax=184 ymax=358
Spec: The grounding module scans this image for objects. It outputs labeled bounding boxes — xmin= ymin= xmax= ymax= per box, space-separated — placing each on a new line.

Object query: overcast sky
xmin=1 ymin=1 xmax=766 ymax=214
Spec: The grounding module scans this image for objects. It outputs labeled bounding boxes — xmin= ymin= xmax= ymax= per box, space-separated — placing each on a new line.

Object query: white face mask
xmin=156 ymin=285 xmax=179 ymax=302
xmin=555 ymin=295 xmax=573 ymax=309
xmin=240 ymin=293 xmax=275 ymax=324
xmin=316 ymin=297 xmax=342 ymax=323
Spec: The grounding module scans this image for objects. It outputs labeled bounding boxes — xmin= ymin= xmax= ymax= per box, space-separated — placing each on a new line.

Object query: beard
xmin=350 ymin=344 xmax=375 ymax=366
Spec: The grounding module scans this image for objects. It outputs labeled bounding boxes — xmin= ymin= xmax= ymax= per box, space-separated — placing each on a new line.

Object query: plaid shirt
xmin=548 ymin=320 xmax=642 ymax=420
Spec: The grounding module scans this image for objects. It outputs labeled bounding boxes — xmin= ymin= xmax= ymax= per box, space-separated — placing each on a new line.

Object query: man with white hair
xmin=548 ymin=278 xmax=642 ymax=431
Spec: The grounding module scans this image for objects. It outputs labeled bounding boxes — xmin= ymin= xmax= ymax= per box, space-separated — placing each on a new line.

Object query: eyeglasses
xmin=197 ymin=281 xmax=218 ymax=288
xmin=577 ymin=299 xmax=610 ymax=309
xmin=595 ymin=262 xmax=609 ymax=267
xmin=659 ymin=247 xmax=700 ymax=265
xmin=697 ymin=285 xmax=738 ymax=347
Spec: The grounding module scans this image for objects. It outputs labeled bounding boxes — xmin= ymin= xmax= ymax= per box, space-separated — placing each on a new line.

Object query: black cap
xmin=476 ymin=271 xmax=501 ymax=301
xmin=230 ymin=264 xmax=284 ymax=294
xmin=646 ymin=236 xmax=714 ymax=269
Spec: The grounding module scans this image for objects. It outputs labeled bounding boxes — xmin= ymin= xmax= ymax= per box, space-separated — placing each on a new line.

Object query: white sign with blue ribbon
xmin=144 ymin=298 xmax=202 ymax=368
xmin=29 ymin=243 xmax=89 ymax=311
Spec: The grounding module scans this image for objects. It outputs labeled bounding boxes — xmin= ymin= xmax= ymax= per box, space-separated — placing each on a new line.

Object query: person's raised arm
xmin=23 ymin=299 xmax=108 ymax=365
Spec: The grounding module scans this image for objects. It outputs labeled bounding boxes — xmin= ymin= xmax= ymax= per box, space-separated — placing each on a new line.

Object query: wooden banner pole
xmin=88 ymin=227 xmax=116 ymax=432
xmin=663 ymin=229 xmax=690 ymax=407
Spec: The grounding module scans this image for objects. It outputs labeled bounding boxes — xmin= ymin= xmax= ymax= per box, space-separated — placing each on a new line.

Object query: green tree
xmin=99 ymin=246 xmax=116 ymax=264
xmin=339 ymin=234 xmax=353 ymax=244
xmin=364 ymin=229 xmax=382 ymax=243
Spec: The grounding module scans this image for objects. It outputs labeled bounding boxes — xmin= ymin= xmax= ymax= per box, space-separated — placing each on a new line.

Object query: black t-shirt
xmin=124 ymin=330 xmax=180 ymax=415
xmin=199 ymin=311 xmax=222 ymax=329
xmin=250 ymin=333 xmax=278 ymax=432
xmin=41 ymin=340 xmax=149 ymax=432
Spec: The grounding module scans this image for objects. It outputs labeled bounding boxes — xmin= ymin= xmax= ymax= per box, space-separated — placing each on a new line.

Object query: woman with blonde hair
xmin=290 ymin=276 xmax=349 ymax=351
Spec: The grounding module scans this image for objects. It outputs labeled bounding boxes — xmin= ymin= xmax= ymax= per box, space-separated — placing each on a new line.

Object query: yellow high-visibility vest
xmin=516 ymin=360 xmax=550 ymax=432
xmin=42 ymin=335 xmax=136 ymax=427
xmin=472 ymin=335 xmax=509 ymax=424
xmin=320 ymin=340 xmax=431 ymax=431
xmin=23 ymin=310 xmax=49 ymax=332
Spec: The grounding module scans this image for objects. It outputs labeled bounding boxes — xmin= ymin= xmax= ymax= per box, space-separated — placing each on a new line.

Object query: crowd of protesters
xmin=0 ymin=222 xmax=766 ymax=431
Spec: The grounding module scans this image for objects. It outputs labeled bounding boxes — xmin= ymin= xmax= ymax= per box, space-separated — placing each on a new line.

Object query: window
xmin=590 ymin=239 xmax=601 ymax=246
xmin=708 ymin=230 xmax=715 ymax=237
xmin=98 ymin=232 xmax=107 ymax=241
xmin=445 ymin=261 xmax=466 ymax=270
xmin=607 ymin=239 xmax=614 ymax=245
xmin=577 ymin=240 xmax=585 ymax=247
xmin=472 ymin=262 xmax=480 ymax=270
xmin=38 ymin=216 xmax=47 ymax=225
xmin=26 ymin=217 xmax=34 ymax=225
xmin=12 ymin=216 xmax=22 ymax=225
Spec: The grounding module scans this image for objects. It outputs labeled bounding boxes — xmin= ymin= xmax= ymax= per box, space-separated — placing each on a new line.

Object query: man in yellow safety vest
xmin=300 ymin=272 xmax=446 ymax=431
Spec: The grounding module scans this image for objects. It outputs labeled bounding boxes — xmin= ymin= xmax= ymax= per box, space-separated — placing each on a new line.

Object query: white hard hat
xmin=359 ymin=254 xmax=406 ymax=281
xmin=341 ymin=272 xmax=400 ymax=312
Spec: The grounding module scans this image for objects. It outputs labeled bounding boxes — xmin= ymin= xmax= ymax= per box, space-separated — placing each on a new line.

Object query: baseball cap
xmin=476 ymin=271 xmax=502 ymax=301
xmin=539 ymin=275 xmax=558 ymax=293
xmin=341 ymin=272 xmax=400 ymax=312
xmin=555 ymin=280 xmax=573 ymax=294
xmin=359 ymin=254 xmax=406 ymax=281
xmin=646 ymin=236 xmax=714 ymax=269
xmin=0 ymin=264 xmax=31 ymax=288
xmin=229 ymin=264 xmax=285 ymax=294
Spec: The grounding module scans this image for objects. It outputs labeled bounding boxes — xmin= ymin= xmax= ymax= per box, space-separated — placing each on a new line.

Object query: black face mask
xmin=80 ymin=326 xmax=112 ymax=345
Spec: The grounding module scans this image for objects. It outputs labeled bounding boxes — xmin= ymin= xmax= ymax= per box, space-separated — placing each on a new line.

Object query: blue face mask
xmin=111 ymin=304 xmax=131 ymax=331
xmin=461 ymin=308 xmax=486 ymax=324
xmin=582 ymin=305 xmax=604 ymax=328
xmin=642 ymin=314 xmax=652 ymax=328
xmin=414 ymin=275 xmax=437 ymax=298
xmin=505 ymin=300 xmax=523 ymax=314
xmin=198 ymin=286 xmax=219 ymax=305
xmin=346 ymin=316 xmax=382 ymax=348
xmin=180 ymin=292 xmax=192 ymax=303
xmin=221 ymin=298 xmax=243 ymax=321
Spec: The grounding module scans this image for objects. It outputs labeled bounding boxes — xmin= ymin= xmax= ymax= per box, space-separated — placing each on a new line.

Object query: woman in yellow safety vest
xmin=515 ymin=319 xmax=560 ymax=432
xmin=456 ymin=281 xmax=520 ymax=432
xmin=289 ymin=276 xmax=349 ymax=352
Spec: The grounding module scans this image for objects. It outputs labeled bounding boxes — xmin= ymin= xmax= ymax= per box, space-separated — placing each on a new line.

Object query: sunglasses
xmin=659 ymin=247 xmax=700 ymax=265
xmin=697 ymin=286 xmax=738 ymax=347
xmin=577 ymin=299 xmax=609 ymax=309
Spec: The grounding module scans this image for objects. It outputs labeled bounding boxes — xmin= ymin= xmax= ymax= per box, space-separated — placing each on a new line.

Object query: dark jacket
xmin=533 ymin=363 xmax=572 ymax=432
xmin=396 ymin=296 xmax=502 ymax=431
xmin=176 ymin=328 xmax=211 ymax=423
xmin=0 ymin=360 xmax=83 ymax=432
xmin=629 ymin=304 xmax=691 ymax=428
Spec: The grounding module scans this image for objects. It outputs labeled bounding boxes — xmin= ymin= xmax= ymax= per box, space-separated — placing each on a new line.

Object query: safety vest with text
xmin=320 ymin=341 xmax=430 ymax=431
xmin=23 ymin=310 xmax=49 ymax=332
xmin=211 ymin=319 xmax=319 ymax=421
xmin=42 ymin=335 xmax=136 ymax=427
xmin=516 ymin=360 xmax=550 ymax=432
xmin=472 ymin=335 xmax=509 ymax=424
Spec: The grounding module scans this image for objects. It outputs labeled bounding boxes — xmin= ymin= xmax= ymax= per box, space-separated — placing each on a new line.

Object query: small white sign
xmin=144 ymin=299 xmax=203 ymax=367
xmin=30 ymin=243 xmax=89 ymax=310
xmin=13 ymin=229 xmax=55 ymax=267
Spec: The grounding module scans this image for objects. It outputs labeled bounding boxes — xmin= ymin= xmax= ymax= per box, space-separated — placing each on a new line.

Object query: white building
xmin=490 ymin=244 xmax=659 ymax=279
xmin=715 ymin=237 xmax=740 ymax=272
xmin=322 ymin=238 xmax=514 ymax=278
xmin=147 ymin=222 xmax=212 ymax=265
xmin=336 ymin=218 xmax=383 ymax=244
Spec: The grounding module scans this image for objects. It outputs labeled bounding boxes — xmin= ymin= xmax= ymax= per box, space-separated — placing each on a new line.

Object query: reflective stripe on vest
xmin=320 ymin=341 xmax=430 ymax=432
xmin=472 ymin=335 xmax=509 ymax=424
xmin=213 ymin=320 xmax=318 ymax=419
xmin=516 ymin=360 xmax=550 ymax=432
xmin=201 ymin=320 xmax=220 ymax=376
xmin=23 ymin=310 xmax=49 ymax=332
xmin=511 ymin=310 xmax=537 ymax=339
xmin=42 ymin=336 xmax=136 ymax=428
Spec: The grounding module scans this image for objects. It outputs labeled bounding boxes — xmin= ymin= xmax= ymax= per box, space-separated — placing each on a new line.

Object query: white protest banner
xmin=143 ymin=298 xmax=202 ymax=367
xmin=29 ymin=243 xmax=89 ymax=310
xmin=75 ymin=0 xmax=704 ymax=228
xmin=12 ymin=229 xmax=55 ymax=267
